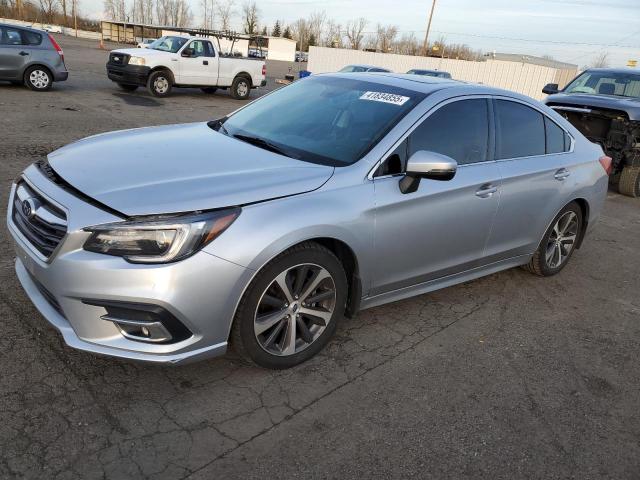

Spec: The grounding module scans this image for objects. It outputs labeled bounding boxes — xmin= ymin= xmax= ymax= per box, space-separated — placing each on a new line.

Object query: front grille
xmin=12 ymin=180 xmax=67 ymax=258
xmin=109 ymin=52 xmax=129 ymax=65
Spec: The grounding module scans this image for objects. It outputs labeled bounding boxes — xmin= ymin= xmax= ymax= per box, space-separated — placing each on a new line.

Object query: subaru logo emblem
xmin=22 ymin=198 xmax=37 ymax=219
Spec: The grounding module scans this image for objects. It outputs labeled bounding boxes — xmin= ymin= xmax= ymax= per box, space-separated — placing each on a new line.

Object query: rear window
xmin=495 ymin=100 xmax=545 ymax=159
xmin=544 ymin=117 xmax=569 ymax=154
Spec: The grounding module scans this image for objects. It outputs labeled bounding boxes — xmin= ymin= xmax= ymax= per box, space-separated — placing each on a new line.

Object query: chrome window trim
xmin=367 ymin=94 xmax=494 ymax=180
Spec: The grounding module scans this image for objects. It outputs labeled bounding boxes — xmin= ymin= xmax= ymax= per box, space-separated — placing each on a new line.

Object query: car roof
xmin=408 ymin=69 xmax=443 ymax=73
xmin=0 ymin=22 xmax=46 ymax=34
xmin=583 ymin=67 xmax=640 ymax=75
xmin=320 ymin=71 xmax=535 ymax=101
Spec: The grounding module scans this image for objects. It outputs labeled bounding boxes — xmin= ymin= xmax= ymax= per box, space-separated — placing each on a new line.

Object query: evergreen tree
xmin=261 ymin=26 xmax=268 ymax=36
xmin=308 ymin=32 xmax=317 ymax=51
xmin=272 ymin=20 xmax=281 ymax=37
xmin=282 ymin=26 xmax=292 ymax=39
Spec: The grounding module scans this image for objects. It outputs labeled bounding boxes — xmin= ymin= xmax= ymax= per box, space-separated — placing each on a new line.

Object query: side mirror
xmin=542 ymin=83 xmax=559 ymax=95
xmin=399 ymin=151 xmax=457 ymax=194
xmin=181 ymin=48 xmax=195 ymax=57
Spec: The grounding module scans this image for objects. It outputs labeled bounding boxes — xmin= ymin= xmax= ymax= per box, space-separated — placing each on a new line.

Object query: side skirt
xmin=359 ymin=254 xmax=531 ymax=311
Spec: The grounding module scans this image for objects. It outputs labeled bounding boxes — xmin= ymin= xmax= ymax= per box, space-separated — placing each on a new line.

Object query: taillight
xmin=48 ymin=34 xmax=64 ymax=62
xmin=599 ymin=155 xmax=612 ymax=175
xmin=262 ymin=64 xmax=266 ymax=76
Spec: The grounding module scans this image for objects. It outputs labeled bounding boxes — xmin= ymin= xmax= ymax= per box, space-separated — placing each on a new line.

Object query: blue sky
xmin=86 ymin=0 xmax=639 ymax=67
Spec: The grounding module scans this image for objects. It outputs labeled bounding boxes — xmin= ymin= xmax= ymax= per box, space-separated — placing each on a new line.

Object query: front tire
xmin=231 ymin=75 xmax=251 ymax=100
xmin=147 ymin=70 xmax=172 ymax=97
xmin=525 ymin=202 xmax=583 ymax=277
xmin=117 ymin=83 xmax=138 ymax=92
xmin=24 ymin=66 xmax=52 ymax=91
xmin=231 ymin=242 xmax=347 ymax=369
xmin=618 ymin=166 xmax=640 ymax=197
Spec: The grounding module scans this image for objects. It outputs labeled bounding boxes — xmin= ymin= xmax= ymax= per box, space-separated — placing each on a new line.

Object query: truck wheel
xmin=231 ymin=76 xmax=251 ymax=100
xmin=201 ymin=87 xmax=217 ymax=94
xmin=147 ymin=70 xmax=172 ymax=97
xmin=618 ymin=166 xmax=640 ymax=197
xmin=118 ymin=83 xmax=138 ymax=92
xmin=24 ymin=66 xmax=52 ymax=91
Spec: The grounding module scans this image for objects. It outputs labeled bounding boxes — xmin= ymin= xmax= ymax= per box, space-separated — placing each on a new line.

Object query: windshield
xmin=339 ymin=65 xmax=368 ymax=73
xmin=149 ymin=36 xmax=188 ymax=53
xmin=564 ymin=71 xmax=640 ymax=98
xmin=220 ymin=76 xmax=425 ymax=166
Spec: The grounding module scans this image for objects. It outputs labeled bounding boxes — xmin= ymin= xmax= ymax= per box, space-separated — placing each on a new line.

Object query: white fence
xmin=308 ymin=47 xmax=578 ymax=100
xmin=0 ymin=18 xmax=101 ymax=40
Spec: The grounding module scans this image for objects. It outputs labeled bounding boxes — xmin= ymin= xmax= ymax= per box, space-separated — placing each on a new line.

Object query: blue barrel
xmin=299 ymin=70 xmax=311 ymax=78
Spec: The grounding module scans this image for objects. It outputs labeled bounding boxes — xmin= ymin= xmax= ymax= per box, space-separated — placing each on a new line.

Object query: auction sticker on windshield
xmin=360 ymin=91 xmax=410 ymax=106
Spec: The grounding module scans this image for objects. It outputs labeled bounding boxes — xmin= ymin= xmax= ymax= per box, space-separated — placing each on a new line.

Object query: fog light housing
xmin=82 ymin=299 xmax=192 ymax=344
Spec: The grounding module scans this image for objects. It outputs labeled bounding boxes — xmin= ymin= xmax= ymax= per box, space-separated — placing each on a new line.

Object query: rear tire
xmin=147 ymin=70 xmax=172 ymax=97
xmin=231 ymin=242 xmax=347 ymax=369
xmin=524 ymin=202 xmax=583 ymax=277
xmin=231 ymin=75 xmax=251 ymax=100
xmin=117 ymin=83 xmax=138 ymax=92
xmin=201 ymin=87 xmax=217 ymax=94
xmin=24 ymin=66 xmax=52 ymax=91
xmin=618 ymin=166 xmax=640 ymax=198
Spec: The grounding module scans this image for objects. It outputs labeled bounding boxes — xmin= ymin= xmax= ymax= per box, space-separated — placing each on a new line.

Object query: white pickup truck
xmin=106 ymin=35 xmax=267 ymax=99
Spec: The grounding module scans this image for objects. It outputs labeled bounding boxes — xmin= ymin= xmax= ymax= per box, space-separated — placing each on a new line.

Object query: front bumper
xmin=106 ymin=63 xmax=150 ymax=86
xmin=8 ymin=165 xmax=253 ymax=364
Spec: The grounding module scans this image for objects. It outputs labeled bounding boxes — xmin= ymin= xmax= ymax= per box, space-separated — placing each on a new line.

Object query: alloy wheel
xmin=545 ymin=211 xmax=578 ymax=269
xmin=254 ymin=263 xmax=336 ymax=356
xmin=237 ymin=81 xmax=249 ymax=97
xmin=29 ymin=70 xmax=49 ymax=89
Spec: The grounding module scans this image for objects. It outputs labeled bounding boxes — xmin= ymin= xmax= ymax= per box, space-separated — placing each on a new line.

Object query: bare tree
xmin=241 ymin=1 xmax=259 ymax=34
xmin=375 ymin=23 xmax=397 ymax=52
xmin=345 ymin=17 xmax=367 ymax=50
xmin=590 ymin=51 xmax=609 ymax=68
xmin=394 ymin=32 xmax=420 ymax=56
xmin=291 ymin=17 xmax=309 ymax=52
xmin=307 ymin=10 xmax=326 ymax=44
xmin=324 ymin=19 xmax=342 ymax=47
xmin=39 ymin=0 xmax=58 ymax=21
xmin=200 ymin=0 xmax=215 ymax=29
xmin=57 ymin=0 xmax=67 ymax=26
xmin=216 ymin=0 xmax=234 ymax=30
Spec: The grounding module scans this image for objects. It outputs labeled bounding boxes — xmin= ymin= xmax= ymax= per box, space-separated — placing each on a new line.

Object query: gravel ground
xmin=1 ymin=35 xmax=639 ymax=480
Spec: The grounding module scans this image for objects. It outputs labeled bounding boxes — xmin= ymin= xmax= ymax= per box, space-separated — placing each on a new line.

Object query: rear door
xmin=484 ymin=97 xmax=574 ymax=262
xmin=371 ymin=97 xmax=501 ymax=295
xmin=0 ymin=26 xmax=29 ymax=80
xmin=178 ymin=40 xmax=218 ymax=86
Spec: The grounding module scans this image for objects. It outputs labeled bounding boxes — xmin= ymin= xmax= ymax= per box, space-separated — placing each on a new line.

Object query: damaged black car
xmin=542 ymin=68 xmax=640 ymax=197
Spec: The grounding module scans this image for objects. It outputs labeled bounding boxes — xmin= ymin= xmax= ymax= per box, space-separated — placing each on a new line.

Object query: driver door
xmin=371 ymin=97 xmax=501 ymax=295
xmin=179 ymin=40 xmax=218 ymax=86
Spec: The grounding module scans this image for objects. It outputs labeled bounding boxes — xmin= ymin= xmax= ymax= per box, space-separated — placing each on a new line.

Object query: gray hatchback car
xmin=0 ymin=23 xmax=68 ymax=90
xmin=7 ymin=74 xmax=609 ymax=369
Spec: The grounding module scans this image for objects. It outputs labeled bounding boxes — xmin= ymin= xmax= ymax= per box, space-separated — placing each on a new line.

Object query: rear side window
xmin=495 ymin=100 xmax=545 ymax=159
xmin=544 ymin=117 xmax=569 ymax=154
xmin=409 ymin=99 xmax=490 ymax=165
xmin=22 ymin=30 xmax=42 ymax=46
xmin=0 ymin=27 xmax=24 ymax=45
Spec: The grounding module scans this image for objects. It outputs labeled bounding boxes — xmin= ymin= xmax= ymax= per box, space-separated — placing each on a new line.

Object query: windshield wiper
xmin=232 ymin=134 xmax=298 ymax=158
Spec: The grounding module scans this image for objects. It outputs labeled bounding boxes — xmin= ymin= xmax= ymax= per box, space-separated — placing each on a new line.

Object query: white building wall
xmin=307 ymin=46 xmax=578 ymax=100
xmin=266 ymin=37 xmax=296 ymax=62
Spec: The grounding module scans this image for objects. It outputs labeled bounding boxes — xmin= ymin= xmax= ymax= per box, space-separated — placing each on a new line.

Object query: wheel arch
xmin=234 ymin=71 xmax=253 ymax=86
xmin=149 ymin=66 xmax=175 ymax=81
xmin=23 ymin=63 xmax=53 ymax=81
xmin=573 ymin=197 xmax=590 ymax=249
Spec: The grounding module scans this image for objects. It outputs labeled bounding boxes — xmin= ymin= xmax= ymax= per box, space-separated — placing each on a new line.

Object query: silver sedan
xmin=7 ymin=73 xmax=609 ymax=368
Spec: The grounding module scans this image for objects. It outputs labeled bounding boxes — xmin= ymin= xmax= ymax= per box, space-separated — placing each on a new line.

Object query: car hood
xmin=544 ymin=93 xmax=640 ymax=120
xmin=48 ymin=123 xmax=334 ymax=216
xmin=111 ymin=47 xmax=167 ymax=57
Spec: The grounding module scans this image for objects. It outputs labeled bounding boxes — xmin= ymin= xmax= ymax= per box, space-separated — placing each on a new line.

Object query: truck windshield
xmin=564 ymin=71 xmax=640 ymax=98
xmin=149 ymin=36 xmax=188 ymax=53
xmin=219 ymin=76 xmax=425 ymax=166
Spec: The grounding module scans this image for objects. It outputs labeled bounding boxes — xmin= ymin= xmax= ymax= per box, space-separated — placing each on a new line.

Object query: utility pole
xmin=422 ymin=0 xmax=437 ymax=56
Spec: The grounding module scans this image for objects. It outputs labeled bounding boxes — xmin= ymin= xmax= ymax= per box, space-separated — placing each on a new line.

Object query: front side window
xmin=409 ymin=99 xmax=490 ymax=165
xmin=564 ymin=70 xmax=640 ymax=98
xmin=495 ymin=100 xmax=545 ymax=159
xmin=188 ymin=40 xmax=207 ymax=57
xmin=0 ymin=27 xmax=24 ymax=45
xmin=221 ymin=76 xmax=426 ymax=166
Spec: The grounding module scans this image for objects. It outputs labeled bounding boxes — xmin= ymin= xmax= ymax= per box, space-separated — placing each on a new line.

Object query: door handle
xmin=19 ymin=51 xmax=29 ymax=56
xmin=475 ymin=184 xmax=498 ymax=198
xmin=554 ymin=168 xmax=571 ymax=181
xmin=203 ymin=60 xmax=208 ymax=65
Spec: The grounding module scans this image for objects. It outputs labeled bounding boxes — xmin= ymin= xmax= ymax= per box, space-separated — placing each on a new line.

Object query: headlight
xmin=83 ymin=209 xmax=240 ymax=264
xmin=128 ymin=56 xmax=146 ymax=66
